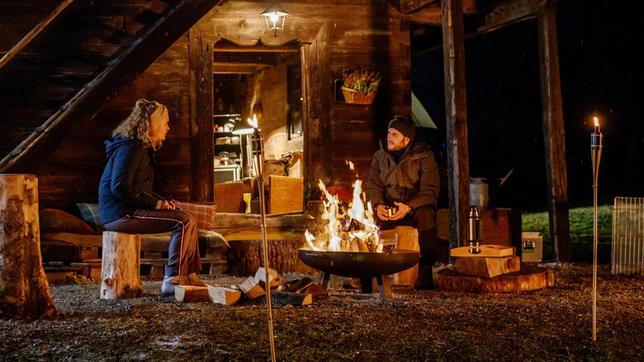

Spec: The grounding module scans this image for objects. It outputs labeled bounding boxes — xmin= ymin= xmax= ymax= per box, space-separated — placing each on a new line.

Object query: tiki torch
xmin=233 ymin=115 xmax=276 ymax=362
xmin=591 ymin=116 xmax=602 ymax=342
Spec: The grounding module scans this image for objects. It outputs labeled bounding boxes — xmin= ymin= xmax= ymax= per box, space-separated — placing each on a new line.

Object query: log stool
xmin=100 ymin=231 xmax=142 ymax=299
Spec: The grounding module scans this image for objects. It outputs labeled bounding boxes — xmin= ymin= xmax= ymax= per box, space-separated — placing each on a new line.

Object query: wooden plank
xmin=0 ymin=0 xmax=74 ymax=70
xmin=441 ymin=0 xmax=469 ymax=249
xmin=188 ymin=25 xmax=214 ymax=203
xmin=451 ymin=245 xmax=515 ymax=258
xmin=538 ymin=6 xmax=570 ymax=261
xmin=479 ymin=0 xmax=548 ymax=33
xmin=301 ymin=22 xmax=333 ymax=189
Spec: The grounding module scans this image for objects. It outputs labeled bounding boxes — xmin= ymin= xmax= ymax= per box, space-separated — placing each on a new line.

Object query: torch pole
xmin=253 ymin=128 xmax=276 ymax=361
xmin=591 ymin=127 xmax=602 ymax=342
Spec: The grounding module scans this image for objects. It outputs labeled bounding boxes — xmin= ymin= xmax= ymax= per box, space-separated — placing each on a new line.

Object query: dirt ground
xmin=1 ymin=264 xmax=643 ymax=361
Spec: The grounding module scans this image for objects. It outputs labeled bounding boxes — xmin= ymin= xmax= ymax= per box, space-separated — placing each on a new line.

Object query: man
xmin=366 ymin=115 xmax=440 ymax=289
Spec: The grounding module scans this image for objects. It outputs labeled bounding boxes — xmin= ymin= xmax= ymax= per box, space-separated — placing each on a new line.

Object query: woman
xmin=98 ymin=99 xmax=205 ymax=296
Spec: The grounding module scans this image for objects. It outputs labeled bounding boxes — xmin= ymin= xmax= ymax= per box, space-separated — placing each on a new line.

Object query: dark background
xmin=411 ymin=0 xmax=644 ymax=211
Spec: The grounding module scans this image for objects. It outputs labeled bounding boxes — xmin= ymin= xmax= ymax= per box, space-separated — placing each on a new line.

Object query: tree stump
xmin=0 ymin=174 xmax=56 ymax=319
xmin=437 ymin=265 xmax=556 ymax=293
xmin=228 ymin=239 xmax=316 ymax=276
xmin=100 ymin=232 xmax=142 ymax=299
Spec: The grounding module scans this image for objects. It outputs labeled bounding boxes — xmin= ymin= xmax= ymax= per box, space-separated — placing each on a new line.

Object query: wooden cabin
xmin=0 ymin=0 xmax=571 ymax=261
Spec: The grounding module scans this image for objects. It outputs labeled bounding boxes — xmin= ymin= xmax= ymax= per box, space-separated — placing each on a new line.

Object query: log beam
xmin=189 ymin=25 xmax=214 ymax=203
xmin=442 ymin=0 xmax=470 ymax=249
xmin=538 ymin=6 xmax=571 ymax=261
xmin=479 ymin=0 xmax=549 ymax=33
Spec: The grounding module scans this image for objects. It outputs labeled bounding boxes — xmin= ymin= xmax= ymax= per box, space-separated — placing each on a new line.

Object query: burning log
xmin=174 ymin=285 xmax=210 ymax=303
xmin=239 ymin=276 xmax=265 ymax=299
xmin=208 ymin=286 xmax=242 ymax=305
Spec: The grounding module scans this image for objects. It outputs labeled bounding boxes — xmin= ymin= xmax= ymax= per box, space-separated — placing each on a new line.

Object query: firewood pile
xmin=173 ymin=267 xmax=327 ymax=305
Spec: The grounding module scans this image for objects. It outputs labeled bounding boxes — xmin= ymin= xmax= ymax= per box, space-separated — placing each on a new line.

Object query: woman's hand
xmin=157 ymin=199 xmax=176 ymax=210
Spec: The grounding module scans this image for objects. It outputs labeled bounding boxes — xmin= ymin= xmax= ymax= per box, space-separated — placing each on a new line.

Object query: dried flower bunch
xmin=342 ymin=69 xmax=381 ymax=95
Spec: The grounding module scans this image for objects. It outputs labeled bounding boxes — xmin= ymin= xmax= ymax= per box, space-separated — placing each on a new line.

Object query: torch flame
xmin=249 ymin=114 xmax=259 ymax=129
xmin=593 ymin=116 xmax=599 ymax=128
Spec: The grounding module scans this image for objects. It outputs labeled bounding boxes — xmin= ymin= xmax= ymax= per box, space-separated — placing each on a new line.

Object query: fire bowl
xmin=298 ymin=248 xmax=419 ymax=278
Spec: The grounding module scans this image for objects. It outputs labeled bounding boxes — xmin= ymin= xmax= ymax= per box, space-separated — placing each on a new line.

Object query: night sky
xmin=411 ymin=0 xmax=644 ymax=211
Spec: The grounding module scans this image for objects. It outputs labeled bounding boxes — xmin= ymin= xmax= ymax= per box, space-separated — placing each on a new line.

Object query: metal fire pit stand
xmin=319 ymin=272 xmax=391 ymax=300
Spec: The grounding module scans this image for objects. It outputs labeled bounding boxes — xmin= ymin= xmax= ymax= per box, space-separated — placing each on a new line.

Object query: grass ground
xmin=522 ymin=205 xmax=613 ymax=263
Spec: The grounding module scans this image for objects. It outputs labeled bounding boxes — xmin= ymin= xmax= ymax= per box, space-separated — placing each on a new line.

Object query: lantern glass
xmin=261 ymin=3 xmax=288 ymax=35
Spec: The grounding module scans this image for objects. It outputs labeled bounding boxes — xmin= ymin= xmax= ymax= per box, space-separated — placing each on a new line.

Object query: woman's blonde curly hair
xmin=112 ymin=99 xmax=167 ymax=149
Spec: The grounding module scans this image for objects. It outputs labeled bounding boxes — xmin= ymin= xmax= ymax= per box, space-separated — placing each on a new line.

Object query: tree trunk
xmin=0 ymin=174 xmax=56 ymax=319
xmin=228 ymin=239 xmax=316 ymax=276
xmin=100 ymin=232 xmax=142 ymax=299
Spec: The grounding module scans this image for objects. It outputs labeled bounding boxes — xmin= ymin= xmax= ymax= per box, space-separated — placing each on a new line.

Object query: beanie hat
xmin=388 ymin=115 xmax=415 ymax=139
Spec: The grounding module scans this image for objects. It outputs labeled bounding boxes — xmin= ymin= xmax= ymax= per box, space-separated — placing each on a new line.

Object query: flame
xmin=593 ymin=116 xmax=599 ymax=128
xmin=305 ymin=169 xmax=382 ymax=252
xmin=249 ymin=114 xmax=259 ymax=129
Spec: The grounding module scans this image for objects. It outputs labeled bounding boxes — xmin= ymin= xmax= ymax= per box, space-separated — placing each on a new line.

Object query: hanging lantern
xmin=261 ymin=3 xmax=289 ymax=37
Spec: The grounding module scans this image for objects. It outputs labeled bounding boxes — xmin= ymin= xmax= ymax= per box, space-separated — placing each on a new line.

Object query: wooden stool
xmin=380 ymin=226 xmax=419 ymax=286
xmin=100 ymin=231 xmax=142 ymax=299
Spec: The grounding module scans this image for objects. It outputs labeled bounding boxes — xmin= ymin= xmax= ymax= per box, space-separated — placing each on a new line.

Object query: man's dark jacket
xmin=365 ymin=140 xmax=439 ymax=210
xmin=98 ymin=135 xmax=162 ymax=225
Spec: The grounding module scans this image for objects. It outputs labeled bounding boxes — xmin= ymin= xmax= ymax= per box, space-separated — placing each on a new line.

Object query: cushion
xmin=173 ymin=201 xmax=216 ymax=230
xmin=40 ymin=208 xmax=95 ymax=234
xmin=76 ymin=203 xmax=102 ymax=231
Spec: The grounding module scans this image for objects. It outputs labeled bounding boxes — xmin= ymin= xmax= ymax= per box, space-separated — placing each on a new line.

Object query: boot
xmin=414 ymin=263 xmax=434 ymax=290
xmin=161 ymin=275 xmax=189 ymax=296
xmin=187 ymin=273 xmax=207 ymax=287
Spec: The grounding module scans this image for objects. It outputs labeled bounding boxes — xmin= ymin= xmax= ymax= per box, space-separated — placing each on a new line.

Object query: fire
xmin=305 ymin=172 xmax=382 ymax=252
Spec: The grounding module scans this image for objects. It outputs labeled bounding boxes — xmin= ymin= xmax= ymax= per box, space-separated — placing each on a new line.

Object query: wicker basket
xmin=341 ymin=87 xmax=377 ymax=105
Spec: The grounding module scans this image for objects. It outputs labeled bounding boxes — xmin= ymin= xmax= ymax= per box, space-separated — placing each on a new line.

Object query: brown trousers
xmin=103 ymin=208 xmax=202 ymax=276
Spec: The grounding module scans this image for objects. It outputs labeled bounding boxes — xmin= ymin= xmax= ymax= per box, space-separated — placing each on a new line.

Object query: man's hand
xmin=389 ymin=201 xmax=411 ymax=220
xmin=376 ymin=204 xmax=389 ymax=221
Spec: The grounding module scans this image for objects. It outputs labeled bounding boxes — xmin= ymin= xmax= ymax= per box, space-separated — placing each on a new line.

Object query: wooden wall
xmin=11 ymin=0 xmax=411 ymax=208
xmin=34 ymin=35 xmax=193 ymax=209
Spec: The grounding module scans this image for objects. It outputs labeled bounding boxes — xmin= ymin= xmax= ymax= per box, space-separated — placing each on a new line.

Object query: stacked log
xmin=438 ymin=244 xmax=555 ymax=293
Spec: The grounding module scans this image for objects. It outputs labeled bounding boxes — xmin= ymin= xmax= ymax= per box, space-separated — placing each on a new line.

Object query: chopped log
xmin=239 ymin=276 xmax=265 ymax=299
xmin=208 ymin=286 xmax=242 ymax=305
xmin=100 ymin=231 xmax=142 ymax=299
xmin=279 ymin=277 xmax=313 ymax=293
xmin=437 ymin=266 xmax=555 ymax=293
xmin=302 ymin=284 xmax=328 ymax=300
xmin=450 ymin=245 xmax=514 ymax=258
xmin=0 ymin=174 xmax=56 ymax=319
xmin=255 ymin=267 xmax=281 ymax=289
xmin=270 ymin=290 xmax=312 ymax=306
xmin=454 ymin=256 xmax=521 ymax=278
xmin=175 ymin=285 xmax=210 ymax=303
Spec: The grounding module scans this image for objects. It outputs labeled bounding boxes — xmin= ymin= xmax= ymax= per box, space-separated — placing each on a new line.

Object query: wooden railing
xmin=0 ymin=0 xmax=75 ymax=71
